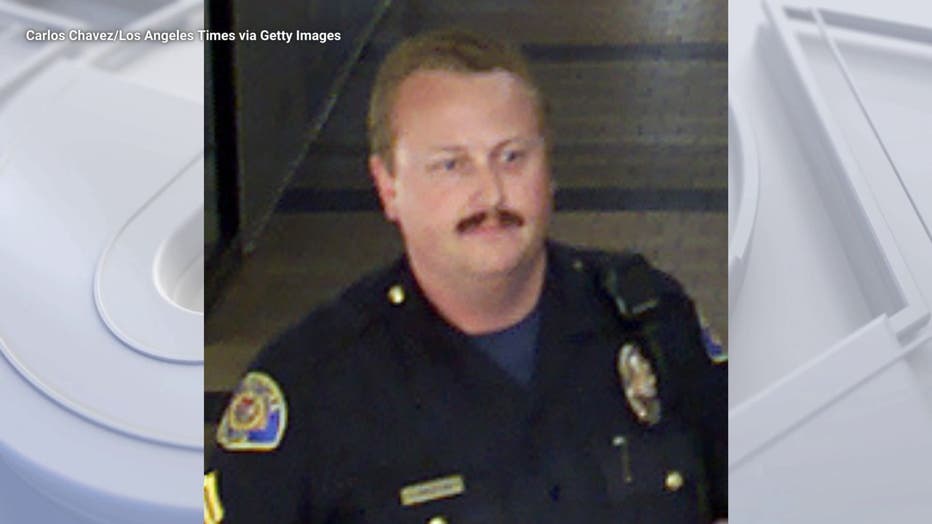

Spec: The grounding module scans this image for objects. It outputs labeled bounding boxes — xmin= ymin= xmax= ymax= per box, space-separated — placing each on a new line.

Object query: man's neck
xmin=410 ymin=251 xmax=547 ymax=335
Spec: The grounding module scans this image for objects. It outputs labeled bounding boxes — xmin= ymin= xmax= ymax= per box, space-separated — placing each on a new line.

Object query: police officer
xmin=205 ymin=29 xmax=727 ymax=523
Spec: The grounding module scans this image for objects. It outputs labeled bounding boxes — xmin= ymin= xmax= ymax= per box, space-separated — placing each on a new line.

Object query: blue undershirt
xmin=469 ymin=305 xmax=541 ymax=386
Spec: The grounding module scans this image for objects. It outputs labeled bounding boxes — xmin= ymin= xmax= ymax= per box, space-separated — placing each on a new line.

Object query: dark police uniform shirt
xmin=469 ymin=303 xmax=541 ymax=387
xmin=206 ymin=242 xmax=727 ymax=523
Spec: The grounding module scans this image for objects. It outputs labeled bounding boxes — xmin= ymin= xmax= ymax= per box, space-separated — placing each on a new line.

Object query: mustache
xmin=456 ymin=209 xmax=525 ymax=233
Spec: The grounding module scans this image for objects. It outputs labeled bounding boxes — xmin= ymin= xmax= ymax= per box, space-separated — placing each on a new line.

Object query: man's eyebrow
xmin=495 ymin=136 xmax=541 ymax=149
xmin=426 ymin=145 xmax=467 ymax=154
xmin=426 ymin=136 xmax=540 ymax=154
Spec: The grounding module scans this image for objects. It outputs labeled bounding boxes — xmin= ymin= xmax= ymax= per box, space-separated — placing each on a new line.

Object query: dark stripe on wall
xmin=276 ymin=187 xmax=726 ymax=214
xmin=524 ymin=43 xmax=727 ymax=62
xmin=279 ymin=188 xmax=382 ymax=212
xmin=557 ymin=188 xmax=725 ymax=212
xmin=303 ymin=142 xmax=727 ymax=158
xmin=361 ymin=42 xmax=727 ymax=64
xmin=205 ymin=391 xmax=232 ymax=423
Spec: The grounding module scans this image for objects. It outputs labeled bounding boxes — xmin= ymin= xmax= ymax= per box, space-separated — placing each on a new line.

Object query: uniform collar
xmin=380 ymin=241 xmax=606 ymax=337
xmin=378 ymin=241 xmax=613 ymax=397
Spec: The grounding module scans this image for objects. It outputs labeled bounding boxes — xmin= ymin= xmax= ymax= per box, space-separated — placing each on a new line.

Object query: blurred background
xmin=205 ymin=0 xmax=727 ymax=446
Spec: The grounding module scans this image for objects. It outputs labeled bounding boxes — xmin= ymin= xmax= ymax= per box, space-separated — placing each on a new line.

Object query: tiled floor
xmin=206 ymin=0 xmax=727 ymax=442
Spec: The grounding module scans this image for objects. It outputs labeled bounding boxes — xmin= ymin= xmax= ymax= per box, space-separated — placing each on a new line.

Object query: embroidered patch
xmin=617 ymin=341 xmax=662 ymax=426
xmin=217 ymin=371 xmax=288 ymax=451
xmin=204 ymin=471 xmax=224 ymax=524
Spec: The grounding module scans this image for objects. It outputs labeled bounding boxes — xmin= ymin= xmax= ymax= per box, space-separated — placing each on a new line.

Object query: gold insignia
xmin=664 ymin=470 xmax=684 ymax=492
xmin=217 ymin=372 xmax=288 ymax=451
xmin=387 ymin=284 xmax=405 ymax=305
xmin=617 ymin=342 xmax=661 ymax=426
xmin=204 ymin=471 xmax=224 ymax=524
xmin=400 ymin=474 xmax=465 ymax=507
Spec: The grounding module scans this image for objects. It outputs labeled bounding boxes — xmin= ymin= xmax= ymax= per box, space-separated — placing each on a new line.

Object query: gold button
xmin=572 ymin=258 xmax=584 ymax=272
xmin=428 ymin=516 xmax=448 ymax=524
xmin=665 ymin=470 xmax=684 ymax=492
xmin=387 ymin=284 xmax=405 ymax=305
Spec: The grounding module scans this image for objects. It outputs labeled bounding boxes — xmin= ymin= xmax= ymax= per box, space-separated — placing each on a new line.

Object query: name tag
xmin=399 ymin=475 xmax=465 ymax=507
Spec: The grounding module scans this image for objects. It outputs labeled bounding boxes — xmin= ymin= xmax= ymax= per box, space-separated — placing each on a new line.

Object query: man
xmin=205 ymin=29 xmax=727 ymax=523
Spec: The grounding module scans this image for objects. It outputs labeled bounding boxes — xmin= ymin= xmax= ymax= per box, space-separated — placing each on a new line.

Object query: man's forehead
xmin=391 ymin=69 xmax=540 ymax=149
xmin=393 ymin=68 xmax=538 ymax=117
xmin=398 ymin=68 xmax=524 ymax=92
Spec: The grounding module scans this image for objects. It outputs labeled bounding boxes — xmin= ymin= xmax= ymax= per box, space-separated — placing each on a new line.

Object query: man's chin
xmin=462 ymin=261 xmax=521 ymax=279
xmin=458 ymin=243 xmax=543 ymax=280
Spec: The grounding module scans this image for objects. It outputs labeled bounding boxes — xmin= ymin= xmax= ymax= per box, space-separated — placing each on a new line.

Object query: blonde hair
xmin=367 ymin=28 xmax=549 ymax=166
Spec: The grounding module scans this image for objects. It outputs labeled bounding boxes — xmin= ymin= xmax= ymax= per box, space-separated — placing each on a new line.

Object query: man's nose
xmin=473 ymin=159 xmax=506 ymax=208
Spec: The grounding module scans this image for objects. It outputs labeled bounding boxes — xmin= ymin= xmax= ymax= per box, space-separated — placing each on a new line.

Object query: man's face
xmin=371 ymin=69 xmax=553 ymax=283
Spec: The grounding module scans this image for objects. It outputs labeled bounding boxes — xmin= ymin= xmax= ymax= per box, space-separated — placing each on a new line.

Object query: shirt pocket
xmin=596 ymin=423 xmax=707 ymax=523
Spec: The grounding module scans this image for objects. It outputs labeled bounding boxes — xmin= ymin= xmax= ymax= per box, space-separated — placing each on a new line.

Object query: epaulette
xmin=214 ymin=272 xmax=393 ymax=456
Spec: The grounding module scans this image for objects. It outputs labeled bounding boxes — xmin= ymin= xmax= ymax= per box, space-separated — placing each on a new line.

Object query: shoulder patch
xmin=701 ymin=326 xmax=727 ymax=365
xmin=204 ymin=470 xmax=224 ymax=524
xmin=695 ymin=310 xmax=727 ymax=365
xmin=217 ymin=371 xmax=288 ymax=451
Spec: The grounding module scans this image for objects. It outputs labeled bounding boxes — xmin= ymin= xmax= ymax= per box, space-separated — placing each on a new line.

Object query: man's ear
xmin=369 ymin=154 xmax=398 ymax=221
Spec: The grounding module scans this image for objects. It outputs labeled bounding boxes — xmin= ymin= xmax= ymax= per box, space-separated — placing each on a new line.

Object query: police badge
xmin=617 ymin=342 xmax=661 ymax=426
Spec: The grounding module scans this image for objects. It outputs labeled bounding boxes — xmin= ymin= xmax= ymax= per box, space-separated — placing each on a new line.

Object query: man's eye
xmin=502 ymin=149 xmax=525 ymax=163
xmin=429 ymin=158 xmax=459 ymax=172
